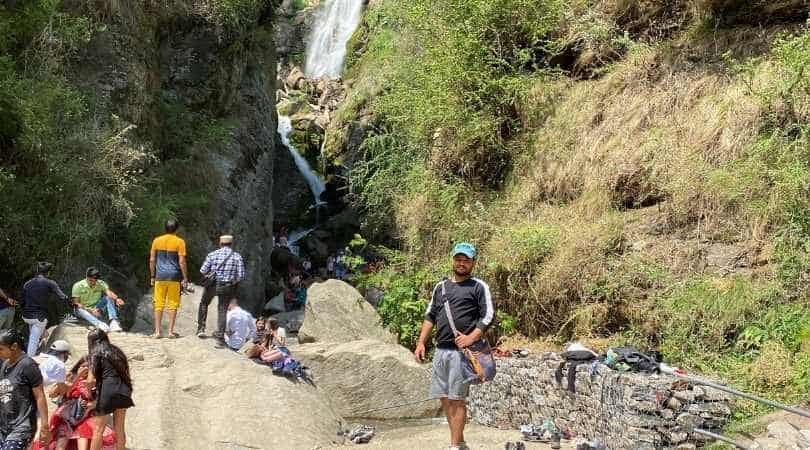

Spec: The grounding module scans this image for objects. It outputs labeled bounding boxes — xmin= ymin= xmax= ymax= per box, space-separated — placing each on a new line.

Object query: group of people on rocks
xmin=0 ymin=263 xmax=127 ymax=356
xmin=0 ymin=328 xmax=133 ymax=450
xmin=0 ymin=218 xmax=251 ymax=450
xmin=215 ymin=298 xmax=307 ymax=378
xmin=1 ymin=220 xmax=495 ymax=450
xmin=151 ymin=220 xmax=305 ymax=376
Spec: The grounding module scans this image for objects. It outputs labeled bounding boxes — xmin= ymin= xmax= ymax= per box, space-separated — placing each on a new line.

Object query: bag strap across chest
xmin=210 ymin=250 xmax=234 ymax=278
xmin=441 ymin=281 xmax=462 ymax=337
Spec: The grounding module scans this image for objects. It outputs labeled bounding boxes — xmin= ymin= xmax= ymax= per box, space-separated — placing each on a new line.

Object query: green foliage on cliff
xmin=0 ymin=2 xmax=150 ymax=280
xmin=211 ymin=0 xmax=267 ymax=28
xmin=366 ymin=0 xmax=566 ymax=186
xmin=0 ymin=0 xmax=257 ymax=287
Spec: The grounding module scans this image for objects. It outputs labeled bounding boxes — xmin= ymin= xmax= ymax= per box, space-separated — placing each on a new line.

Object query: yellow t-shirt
xmin=151 ymin=233 xmax=187 ymax=281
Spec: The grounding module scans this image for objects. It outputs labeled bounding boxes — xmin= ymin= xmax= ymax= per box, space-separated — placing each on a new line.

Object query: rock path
xmin=54 ymin=287 xmax=342 ymax=450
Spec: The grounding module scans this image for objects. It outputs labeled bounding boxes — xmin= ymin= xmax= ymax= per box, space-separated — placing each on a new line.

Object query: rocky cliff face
xmin=65 ymin=2 xmax=281 ymax=312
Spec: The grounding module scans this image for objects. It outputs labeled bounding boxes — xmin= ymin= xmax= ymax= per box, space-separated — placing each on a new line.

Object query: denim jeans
xmin=0 ymin=307 xmax=14 ymax=331
xmin=22 ymin=317 xmax=47 ymax=356
xmin=75 ymin=295 xmax=118 ymax=327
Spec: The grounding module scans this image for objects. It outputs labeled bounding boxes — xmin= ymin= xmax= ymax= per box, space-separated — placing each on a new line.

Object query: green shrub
xmin=657 ymin=277 xmax=777 ymax=364
xmin=736 ymin=304 xmax=810 ymax=353
xmin=365 ymin=267 xmax=436 ymax=349
xmin=487 ymin=223 xmax=559 ymax=271
xmin=349 ymin=131 xmax=423 ymax=241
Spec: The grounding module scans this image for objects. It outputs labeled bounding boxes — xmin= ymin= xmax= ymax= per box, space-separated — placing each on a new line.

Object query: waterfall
xmin=304 ymin=0 xmax=365 ymax=79
xmin=277 ymin=115 xmax=325 ymax=203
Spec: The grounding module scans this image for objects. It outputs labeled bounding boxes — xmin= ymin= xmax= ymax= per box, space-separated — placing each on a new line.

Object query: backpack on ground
xmin=608 ymin=346 xmax=661 ymax=373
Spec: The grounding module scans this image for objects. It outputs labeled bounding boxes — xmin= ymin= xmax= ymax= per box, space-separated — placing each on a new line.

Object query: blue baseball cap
xmin=451 ymin=242 xmax=477 ymax=259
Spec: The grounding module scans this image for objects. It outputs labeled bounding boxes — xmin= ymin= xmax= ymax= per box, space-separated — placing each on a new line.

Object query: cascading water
xmin=277 ymin=115 xmax=325 ymax=203
xmin=304 ymin=0 xmax=365 ymax=79
xmin=276 ymin=0 xmax=364 ymax=249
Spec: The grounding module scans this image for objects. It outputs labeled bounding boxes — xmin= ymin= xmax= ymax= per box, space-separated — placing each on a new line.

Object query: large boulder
xmin=298 ymin=279 xmax=396 ymax=344
xmin=296 ymin=339 xmax=439 ymax=419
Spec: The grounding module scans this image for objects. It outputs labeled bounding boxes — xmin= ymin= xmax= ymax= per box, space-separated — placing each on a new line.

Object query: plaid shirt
xmin=200 ymin=247 xmax=245 ymax=284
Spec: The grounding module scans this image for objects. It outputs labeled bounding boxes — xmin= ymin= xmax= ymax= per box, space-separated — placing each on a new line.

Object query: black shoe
xmin=550 ymin=433 xmax=561 ymax=450
xmin=196 ymin=330 xmax=206 ymax=338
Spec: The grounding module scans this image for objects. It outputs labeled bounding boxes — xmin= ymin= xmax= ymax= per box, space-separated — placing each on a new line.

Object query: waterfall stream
xmin=277 ymin=0 xmax=365 ymax=247
xmin=304 ymin=0 xmax=365 ymax=79
xmin=277 ymin=115 xmax=325 ymax=203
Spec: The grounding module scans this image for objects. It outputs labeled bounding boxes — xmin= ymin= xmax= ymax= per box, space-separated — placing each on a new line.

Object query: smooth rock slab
xmin=296 ymin=339 xmax=439 ymax=419
xmin=54 ymin=287 xmax=343 ymax=450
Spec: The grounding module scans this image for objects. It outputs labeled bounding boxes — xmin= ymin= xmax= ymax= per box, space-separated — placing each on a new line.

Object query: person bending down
xmin=21 ymin=262 xmax=71 ymax=356
xmin=34 ymin=357 xmax=116 ymax=450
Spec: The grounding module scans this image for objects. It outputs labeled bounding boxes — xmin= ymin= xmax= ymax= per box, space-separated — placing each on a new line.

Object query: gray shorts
xmin=430 ymin=348 xmax=475 ymax=400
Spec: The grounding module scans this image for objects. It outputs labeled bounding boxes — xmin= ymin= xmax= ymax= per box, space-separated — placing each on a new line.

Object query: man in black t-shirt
xmin=0 ymin=329 xmax=50 ymax=448
xmin=21 ymin=262 xmax=69 ymax=356
xmin=414 ymin=242 xmax=495 ymax=450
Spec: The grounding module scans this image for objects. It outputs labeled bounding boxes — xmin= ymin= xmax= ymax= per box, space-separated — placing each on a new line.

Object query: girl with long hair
xmin=0 ymin=329 xmax=50 ymax=450
xmin=85 ymin=329 xmax=133 ymax=450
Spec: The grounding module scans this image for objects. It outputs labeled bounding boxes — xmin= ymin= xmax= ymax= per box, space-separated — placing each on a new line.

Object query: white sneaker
xmin=109 ymin=320 xmax=122 ymax=332
xmin=96 ymin=322 xmax=110 ymax=332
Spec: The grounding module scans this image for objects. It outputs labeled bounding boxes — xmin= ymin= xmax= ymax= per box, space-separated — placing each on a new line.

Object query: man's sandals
xmin=150 ymin=332 xmax=180 ymax=339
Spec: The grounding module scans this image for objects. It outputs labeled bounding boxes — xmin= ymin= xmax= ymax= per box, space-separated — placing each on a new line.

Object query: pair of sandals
xmin=150 ymin=332 xmax=180 ymax=339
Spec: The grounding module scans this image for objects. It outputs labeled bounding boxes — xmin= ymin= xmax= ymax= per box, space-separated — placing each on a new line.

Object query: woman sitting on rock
xmin=254 ymin=318 xmax=288 ymax=363
xmin=86 ymin=329 xmax=133 ymax=450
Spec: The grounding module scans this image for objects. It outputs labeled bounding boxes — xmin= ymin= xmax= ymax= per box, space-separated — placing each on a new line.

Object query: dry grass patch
xmin=748 ymin=341 xmax=794 ymax=391
xmin=509 ymin=42 xmax=765 ymax=240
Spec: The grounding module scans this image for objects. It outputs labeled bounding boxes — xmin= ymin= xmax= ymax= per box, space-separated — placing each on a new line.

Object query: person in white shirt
xmin=33 ymin=339 xmax=71 ymax=398
xmin=223 ymin=299 xmax=256 ymax=351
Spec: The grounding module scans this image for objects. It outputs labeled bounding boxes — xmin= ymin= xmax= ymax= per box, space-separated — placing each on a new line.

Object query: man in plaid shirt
xmin=197 ymin=235 xmax=246 ymax=343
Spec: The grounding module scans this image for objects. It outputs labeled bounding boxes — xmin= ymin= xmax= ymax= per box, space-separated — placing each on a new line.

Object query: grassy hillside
xmin=332 ymin=0 xmax=810 ymax=423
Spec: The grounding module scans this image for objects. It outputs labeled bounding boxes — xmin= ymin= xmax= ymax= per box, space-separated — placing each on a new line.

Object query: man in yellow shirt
xmin=149 ymin=219 xmax=189 ymax=338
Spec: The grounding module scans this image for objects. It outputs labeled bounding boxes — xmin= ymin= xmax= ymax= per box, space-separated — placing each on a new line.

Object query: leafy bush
xmin=348 ymin=131 xmax=422 ymax=242
xmin=0 ymin=10 xmax=152 ymax=279
xmin=736 ymin=304 xmax=810 ymax=353
xmin=364 ymin=267 xmax=436 ymax=349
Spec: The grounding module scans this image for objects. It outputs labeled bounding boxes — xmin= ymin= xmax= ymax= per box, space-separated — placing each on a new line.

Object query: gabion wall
xmin=466 ymin=355 xmax=733 ymax=449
